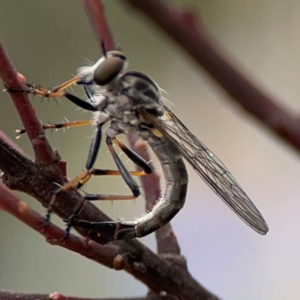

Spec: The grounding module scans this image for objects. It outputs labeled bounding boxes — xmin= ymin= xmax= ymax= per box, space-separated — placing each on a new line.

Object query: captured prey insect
xmin=13 ymin=49 xmax=269 ymax=239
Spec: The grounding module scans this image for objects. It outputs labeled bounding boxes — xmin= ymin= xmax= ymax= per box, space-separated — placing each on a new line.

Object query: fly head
xmin=93 ymin=51 xmax=126 ymax=86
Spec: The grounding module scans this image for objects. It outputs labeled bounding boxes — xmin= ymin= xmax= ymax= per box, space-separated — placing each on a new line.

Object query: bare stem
xmin=0 ymin=153 xmax=218 ymax=299
xmin=0 ymin=290 xmax=145 ymax=300
xmin=81 ymin=0 xmax=115 ymax=51
xmin=123 ymin=0 xmax=300 ymax=153
xmin=0 ymin=43 xmax=55 ymax=164
xmin=0 ymin=1 xmax=223 ymax=298
xmin=81 ymin=0 xmax=181 ymax=257
xmin=0 ymin=130 xmax=27 ymax=157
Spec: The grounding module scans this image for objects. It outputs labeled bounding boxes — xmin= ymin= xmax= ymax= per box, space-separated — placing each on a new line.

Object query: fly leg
xmin=8 ymin=77 xmax=153 ymax=239
xmin=44 ymin=121 xmax=101 ymax=237
xmin=7 ymin=77 xmax=98 ymax=112
xmin=71 ymin=136 xmax=153 ymax=239
xmin=16 ymin=120 xmax=94 ymax=138
xmin=63 ymin=130 xmax=152 ymax=237
xmin=7 ymin=77 xmax=99 ymax=227
xmin=68 ymin=135 xmax=152 ymax=239
xmin=9 ymin=78 xmax=97 ymax=138
xmin=112 ymin=137 xmax=151 ymax=174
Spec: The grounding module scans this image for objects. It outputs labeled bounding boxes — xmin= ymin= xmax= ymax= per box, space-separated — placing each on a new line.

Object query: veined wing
xmin=139 ymin=107 xmax=269 ymax=235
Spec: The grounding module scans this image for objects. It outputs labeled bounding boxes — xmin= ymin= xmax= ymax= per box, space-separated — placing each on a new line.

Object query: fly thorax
xmin=104 ymin=92 xmax=135 ymax=120
xmin=106 ymin=119 xmax=132 ymax=138
xmin=93 ymin=111 xmax=110 ymax=125
xmin=121 ymin=71 xmax=163 ymax=109
xmin=92 ymin=94 xmax=107 ymax=110
xmin=122 ymin=110 xmax=140 ymax=126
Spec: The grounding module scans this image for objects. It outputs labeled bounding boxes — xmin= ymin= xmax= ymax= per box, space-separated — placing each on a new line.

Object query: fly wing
xmin=139 ymin=107 xmax=269 ymax=235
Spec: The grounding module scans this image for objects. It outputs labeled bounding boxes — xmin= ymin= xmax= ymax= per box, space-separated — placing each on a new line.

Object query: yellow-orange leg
xmin=16 ymin=77 xmax=98 ymax=112
xmin=112 ymin=137 xmax=152 ymax=175
xmin=20 ymin=79 xmax=152 ymax=229
xmin=29 ymin=76 xmax=82 ymax=98
xmin=16 ymin=120 xmax=94 ymax=139
xmin=45 ymin=169 xmax=146 ymax=234
xmin=76 ymin=168 xmax=147 ymax=190
xmin=48 ymin=135 xmax=150 ymax=228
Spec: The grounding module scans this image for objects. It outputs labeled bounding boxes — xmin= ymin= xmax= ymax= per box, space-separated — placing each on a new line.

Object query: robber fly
xmin=11 ymin=49 xmax=269 ymax=239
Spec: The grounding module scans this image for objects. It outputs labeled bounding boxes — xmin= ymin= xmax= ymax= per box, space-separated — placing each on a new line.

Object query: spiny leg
xmin=12 ymin=91 xmax=150 ymax=225
xmin=7 ymin=76 xmax=98 ymax=111
xmin=76 ymin=135 xmax=151 ymax=190
xmin=113 ymin=137 xmax=151 ymax=174
xmin=10 ymin=76 xmax=150 ymax=177
xmin=30 ymin=76 xmax=83 ymax=96
xmin=77 ymin=137 xmax=152 ymax=188
xmin=16 ymin=120 xmax=94 ymax=138
xmin=71 ymin=135 xmax=142 ymax=202
xmin=70 ymin=137 xmax=153 ymax=239
xmin=9 ymin=78 xmax=151 ymax=238
xmin=55 ymin=127 xmax=149 ymax=236
xmin=51 ymin=76 xmax=83 ymax=93
xmin=7 ymin=76 xmax=82 ymax=96
xmin=65 ymin=136 xmax=153 ymax=236
xmin=47 ymin=123 xmax=103 ymax=228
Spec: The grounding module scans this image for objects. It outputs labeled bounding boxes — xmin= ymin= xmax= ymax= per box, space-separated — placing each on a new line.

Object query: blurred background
xmin=1 ymin=1 xmax=300 ymax=299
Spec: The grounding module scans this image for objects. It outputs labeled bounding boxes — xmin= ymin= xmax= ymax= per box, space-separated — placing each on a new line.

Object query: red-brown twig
xmin=81 ymin=0 xmax=181 ymax=257
xmin=0 ymin=290 xmax=145 ymax=300
xmin=0 ymin=0 xmax=221 ymax=299
xmin=0 ymin=136 xmax=112 ymax=243
xmin=81 ymin=0 xmax=115 ymax=52
xmin=0 ymin=151 xmax=218 ymax=299
xmin=0 ymin=130 xmax=26 ymax=157
xmin=0 ymin=27 xmax=217 ymax=297
xmin=0 ymin=43 xmax=55 ymax=164
xmin=123 ymin=0 xmax=300 ymax=153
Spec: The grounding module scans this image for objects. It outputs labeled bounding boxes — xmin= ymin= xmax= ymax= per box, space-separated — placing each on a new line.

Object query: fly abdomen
xmin=132 ymin=134 xmax=188 ymax=238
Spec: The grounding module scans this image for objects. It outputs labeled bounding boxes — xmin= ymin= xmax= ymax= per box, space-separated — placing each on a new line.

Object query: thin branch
xmin=0 ymin=43 xmax=55 ymax=164
xmin=0 ymin=290 xmax=145 ymax=300
xmin=0 ymin=181 xmax=138 ymax=274
xmin=0 ymin=137 xmax=113 ymax=243
xmin=81 ymin=0 xmax=181 ymax=258
xmin=79 ymin=0 xmax=184 ymax=285
xmin=0 ymin=290 xmax=51 ymax=300
xmin=0 ymin=130 xmax=27 ymax=157
xmin=0 ymin=1 xmax=221 ymax=298
xmin=0 ymin=153 xmax=217 ymax=299
xmin=71 ymin=2 xmax=217 ymax=298
xmin=81 ymin=0 xmax=115 ymax=51
xmin=123 ymin=0 xmax=300 ymax=153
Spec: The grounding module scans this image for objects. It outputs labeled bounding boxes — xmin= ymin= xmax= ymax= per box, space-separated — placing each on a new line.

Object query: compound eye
xmin=93 ymin=56 xmax=125 ymax=85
